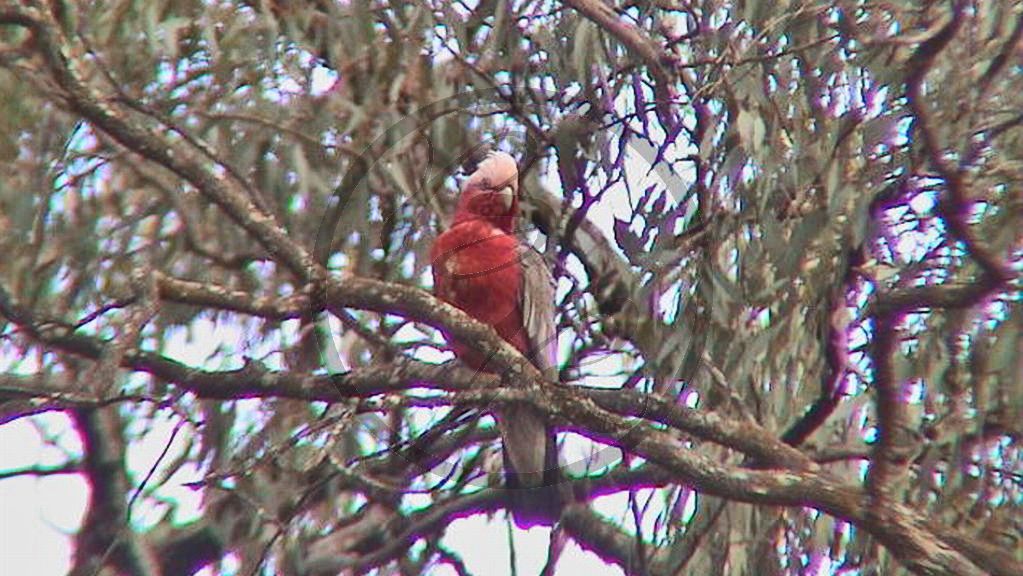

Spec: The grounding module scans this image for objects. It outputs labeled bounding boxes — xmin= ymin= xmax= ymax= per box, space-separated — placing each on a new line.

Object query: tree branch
xmin=154 ymin=273 xmax=311 ymax=320
xmin=561 ymin=504 xmax=669 ymax=575
xmin=562 ymin=0 xmax=678 ymax=129
xmin=2 ymin=279 xmax=1017 ymax=574
xmin=1 ymin=4 xmax=321 ymax=283
xmin=0 ymin=461 xmax=81 ymax=480
xmin=68 ymin=408 xmax=157 ymax=576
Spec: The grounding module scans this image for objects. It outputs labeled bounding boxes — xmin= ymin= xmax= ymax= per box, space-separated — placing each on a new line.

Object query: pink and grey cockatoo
xmin=430 ymin=151 xmax=561 ymax=526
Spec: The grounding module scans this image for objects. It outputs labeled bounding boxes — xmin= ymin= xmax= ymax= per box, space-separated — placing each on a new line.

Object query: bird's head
xmin=453 ymin=151 xmax=519 ymax=233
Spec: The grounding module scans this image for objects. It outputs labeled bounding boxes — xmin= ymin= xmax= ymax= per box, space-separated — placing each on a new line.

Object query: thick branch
xmin=69 ymin=408 xmax=157 ymax=576
xmin=154 ymin=274 xmax=311 ymax=320
xmin=561 ymin=505 xmax=668 ymax=575
xmin=2 ymin=279 xmax=1017 ymax=574
xmin=865 ymin=311 xmax=910 ymax=505
xmin=0 ymin=282 xmax=815 ymax=471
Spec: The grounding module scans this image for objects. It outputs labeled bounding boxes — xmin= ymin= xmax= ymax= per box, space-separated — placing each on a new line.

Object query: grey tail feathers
xmin=500 ymin=404 xmax=563 ymax=527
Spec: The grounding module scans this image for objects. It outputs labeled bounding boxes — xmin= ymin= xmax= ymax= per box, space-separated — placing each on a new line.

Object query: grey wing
xmin=502 ymin=242 xmax=562 ymax=516
xmin=518 ymin=244 xmax=558 ymax=378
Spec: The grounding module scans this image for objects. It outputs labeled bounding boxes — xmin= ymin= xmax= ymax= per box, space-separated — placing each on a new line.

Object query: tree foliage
xmin=1 ymin=1 xmax=1021 ymax=575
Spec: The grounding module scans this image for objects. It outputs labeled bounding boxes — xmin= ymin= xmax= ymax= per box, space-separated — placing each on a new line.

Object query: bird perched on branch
xmin=430 ymin=150 xmax=562 ymax=527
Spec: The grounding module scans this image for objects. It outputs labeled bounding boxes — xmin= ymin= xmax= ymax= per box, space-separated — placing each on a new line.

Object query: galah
xmin=430 ymin=151 xmax=561 ymax=527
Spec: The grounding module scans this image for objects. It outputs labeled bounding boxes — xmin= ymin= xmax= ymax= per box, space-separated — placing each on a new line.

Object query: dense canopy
xmin=1 ymin=1 xmax=1020 ymax=575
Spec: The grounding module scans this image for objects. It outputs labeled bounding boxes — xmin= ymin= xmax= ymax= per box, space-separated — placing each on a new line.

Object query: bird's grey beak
xmin=497 ymin=186 xmax=515 ymax=212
